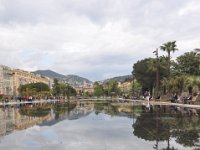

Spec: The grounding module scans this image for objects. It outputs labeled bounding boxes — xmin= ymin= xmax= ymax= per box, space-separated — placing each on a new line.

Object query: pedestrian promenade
xmin=1 ymin=98 xmax=200 ymax=109
xmin=0 ymin=99 xmax=59 ymax=106
xmin=149 ymin=100 xmax=200 ymax=109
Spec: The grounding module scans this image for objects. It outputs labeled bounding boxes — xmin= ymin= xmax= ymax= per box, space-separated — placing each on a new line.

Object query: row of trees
xmin=52 ymin=79 xmax=77 ymax=99
xmin=93 ymin=81 xmax=121 ymax=97
xmin=132 ymin=41 xmax=200 ymax=97
xmin=18 ymin=79 xmax=77 ymax=99
xmin=18 ymin=79 xmax=125 ymax=99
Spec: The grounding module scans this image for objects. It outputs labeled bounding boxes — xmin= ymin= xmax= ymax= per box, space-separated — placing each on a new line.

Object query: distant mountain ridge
xmin=33 ymin=70 xmax=93 ymax=86
xmin=64 ymin=74 xmax=93 ymax=86
xmin=103 ymin=75 xmax=133 ymax=83
xmin=34 ymin=70 xmax=66 ymax=79
xmin=33 ymin=70 xmax=132 ymax=86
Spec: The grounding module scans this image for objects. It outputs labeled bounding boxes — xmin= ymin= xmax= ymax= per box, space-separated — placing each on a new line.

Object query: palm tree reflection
xmin=132 ymin=105 xmax=200 ymax=149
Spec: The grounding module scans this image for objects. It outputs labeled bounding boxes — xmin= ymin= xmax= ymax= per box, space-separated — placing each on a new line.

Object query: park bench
xmin=183 ymin=95 xmax=198 ymax=104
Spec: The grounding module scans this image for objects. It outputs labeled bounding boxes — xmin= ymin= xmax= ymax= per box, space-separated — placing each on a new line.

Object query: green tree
xmin=162 ymin=75 xmax=190 ymax=94
xmin=52 ymin=79 xmax=61 ymax=96
xmin=195 ymin=48 xmax=200 ymax=71
xmin=18 ymin=82 xmax=50 ymax=97
xmin=174 ymin=51 xmax=200 ymax=76
xmin=104 ymin=80 xmax=121 ymax=97
xmin=133 ymin=58 xmax=155 ymax=93
xmin=52 ymin=79 xmax=76 ymax=98
xmin=131 ymin=80 xmax=142 ymax=97
xmin=133 ymin=57 xmax=169 ymax=95
xmin=160 ymin=41 xmax=178 ymax=76
xmin=94 ymin=82 xmax=104 ymax=97
xmin=185 ymin=76 xmax=200 ymax=94
xmin=64 ymin=84 xmax=77 ymax=99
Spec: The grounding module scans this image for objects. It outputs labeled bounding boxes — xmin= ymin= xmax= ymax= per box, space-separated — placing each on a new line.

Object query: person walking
xmin=145 ymin=90 xmax=150 ymax=102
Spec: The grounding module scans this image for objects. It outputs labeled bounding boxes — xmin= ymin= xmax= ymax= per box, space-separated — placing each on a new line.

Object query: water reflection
xmin=0 ymin=102 xmax=77 ymax=135
xmin=0 ymin=101 xmax=200 ymax=150
xmin=93 ymin=101 xmax=200 ymax=149
xmin=133 ymin=105 xmax=200 ymax=150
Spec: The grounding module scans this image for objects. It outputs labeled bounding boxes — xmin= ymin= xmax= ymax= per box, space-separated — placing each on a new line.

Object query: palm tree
xmin=160 ymin=41 xmax=178 ymax=76
xmin=175 ymin=75 xmax=189 ymax=94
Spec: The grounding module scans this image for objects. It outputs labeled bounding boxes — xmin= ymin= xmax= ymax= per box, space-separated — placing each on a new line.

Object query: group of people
xmin=1 ymin=97 xmax=9 ymax=103
xmin=143 ymin=90 xmax=197 ymax=104
xmin=170 ymin=93 xmax=196 ymax=104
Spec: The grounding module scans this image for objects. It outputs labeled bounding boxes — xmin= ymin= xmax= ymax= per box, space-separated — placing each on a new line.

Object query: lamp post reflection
xmin=153 ymin=106 xmax=159 ymax=150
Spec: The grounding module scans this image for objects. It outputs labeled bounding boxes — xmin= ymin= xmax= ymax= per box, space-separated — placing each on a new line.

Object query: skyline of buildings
xmin=0 ymin=64 xmax=132 ymax=97
xmin=0 ymin=64 xmax=96 ymax=97
xmin=0 ymin=65 xmax=51 ymax=96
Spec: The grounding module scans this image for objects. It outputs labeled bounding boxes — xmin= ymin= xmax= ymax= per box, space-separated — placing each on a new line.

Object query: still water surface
xmin=0 ymin=100 xmax=200 ymax=150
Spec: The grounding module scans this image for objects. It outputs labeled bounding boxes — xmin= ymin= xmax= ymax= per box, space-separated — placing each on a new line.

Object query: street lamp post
xmin=153 ymin=49 xmax=160 ymax=98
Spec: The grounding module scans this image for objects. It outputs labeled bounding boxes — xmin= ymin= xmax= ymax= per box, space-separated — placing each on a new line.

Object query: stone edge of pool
xmin=1 ymin=99 xmax=200 ymax=109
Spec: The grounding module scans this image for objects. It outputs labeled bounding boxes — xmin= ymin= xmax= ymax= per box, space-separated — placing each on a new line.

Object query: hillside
xmin=103 ymin=75 xmax=133 ymax=83
xmin=33 ymin=70 xmax=66 ymax=80
xmin=33 ymin=70 xmax=93 ymax=86
xmin=65 ymin=74 xmax=93 ymax=85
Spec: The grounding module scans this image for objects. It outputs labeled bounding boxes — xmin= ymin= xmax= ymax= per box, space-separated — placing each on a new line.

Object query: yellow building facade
xmin=0 ymin=65 xmax=50 ymax=96
xmin=118 ymin=81 xmax=133 ymax=93
xmin=0 ymin=65 xmax=14 ymax=96
xmin=13 ymin=69 xmax=49 ymax=96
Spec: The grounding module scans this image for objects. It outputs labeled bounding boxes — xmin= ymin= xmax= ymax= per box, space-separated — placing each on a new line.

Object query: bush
xmin=196 ymin=96 xmax=200 ymax=102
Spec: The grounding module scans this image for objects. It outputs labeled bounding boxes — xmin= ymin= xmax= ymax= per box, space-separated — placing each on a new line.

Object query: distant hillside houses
xmin=103 ymin=75 xmax=133 ymax=94
xmin=0 ymin=65 xmax=52 ymax=96
xmin=75 ymin=81 xmax=94 ymax=96
xmin=118 ymin=80 xmax=133 ymax=93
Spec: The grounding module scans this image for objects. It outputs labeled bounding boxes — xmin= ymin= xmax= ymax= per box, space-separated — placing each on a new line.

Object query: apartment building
xmin=13 ymin=69 xmax=49 ymax=96
xmin=75 ymin=83 xmax=94 ymax=96
xmin=0 ymin=65 xmax=14 ymax=96
xmin=0 ymin=65 xmax=50 ymax=96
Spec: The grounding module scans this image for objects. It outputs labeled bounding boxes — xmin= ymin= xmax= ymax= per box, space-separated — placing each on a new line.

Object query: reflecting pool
xmin=0 ymin=100 xmax=200 ymax=150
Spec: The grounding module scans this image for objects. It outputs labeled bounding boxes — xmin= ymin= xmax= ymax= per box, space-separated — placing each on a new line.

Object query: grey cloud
xmin=0 ymin=0 xmax=200 ymax=80
xmin=0 ymin=0 xmax=61 ymax=24
xmin=52 ymin=53 xmax=133 ymax=81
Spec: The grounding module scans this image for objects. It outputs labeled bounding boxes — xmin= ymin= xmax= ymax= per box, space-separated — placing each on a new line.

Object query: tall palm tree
xmin=160 ymin=41 xmax=178 ymax=76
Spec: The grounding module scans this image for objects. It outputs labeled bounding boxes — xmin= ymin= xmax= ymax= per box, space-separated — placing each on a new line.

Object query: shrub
xmin=196 ymin=96 xmax=200 ymax=102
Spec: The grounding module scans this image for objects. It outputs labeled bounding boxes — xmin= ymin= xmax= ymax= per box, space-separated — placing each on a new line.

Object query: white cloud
xmin=178 ymin=1 xmax=200 ymax=16
xmin=0 ymin=0 xmax=200 ymax=80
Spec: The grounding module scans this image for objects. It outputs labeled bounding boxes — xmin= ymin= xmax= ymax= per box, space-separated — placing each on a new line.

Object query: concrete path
xmin=0 ymin=98 xmax=200 ymax=109
xmin=0 ymin=99 xmax=60 ymax=106
xmin=149 ymin=101 xmax=200 ymax=109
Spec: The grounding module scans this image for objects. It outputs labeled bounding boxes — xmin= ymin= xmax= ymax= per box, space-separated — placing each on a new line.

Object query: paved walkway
xmin=0 ymin=99 xmax=200 ymax=109
xmin=149 ymin=101 xmax=200 ymax=109
xmin=0 ymin=99 xmax=60 ymax=106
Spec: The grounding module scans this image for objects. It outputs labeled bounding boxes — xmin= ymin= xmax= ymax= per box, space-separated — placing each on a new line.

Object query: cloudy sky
xmin=0 ymin=0 xmax=200 ymax=81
